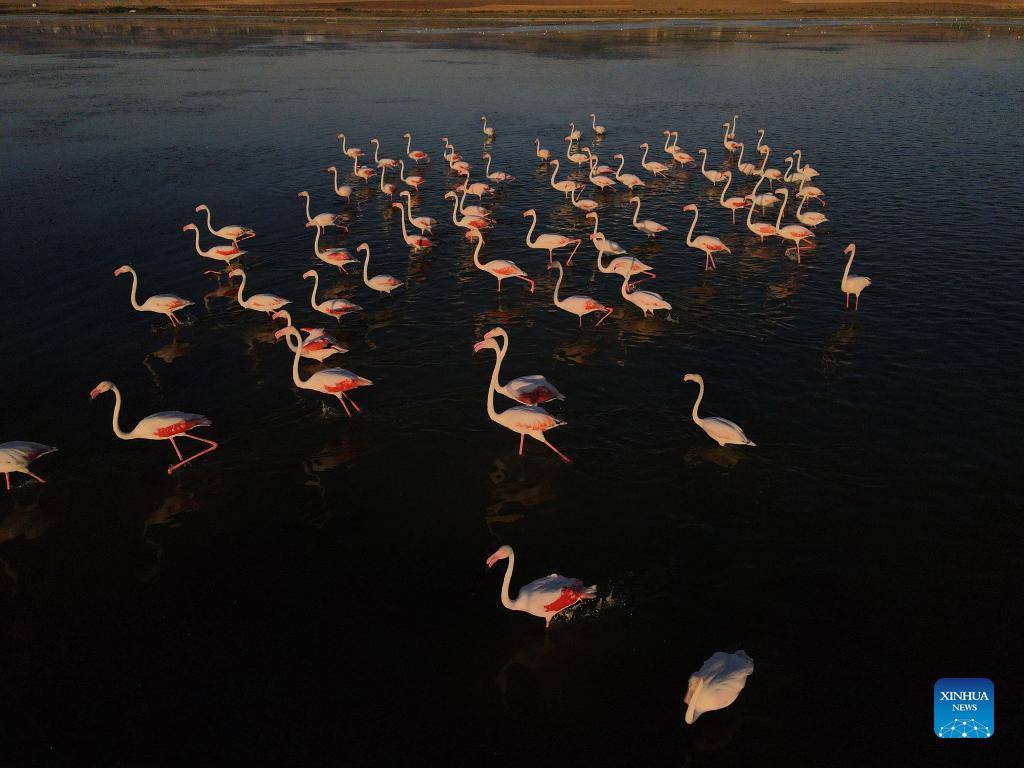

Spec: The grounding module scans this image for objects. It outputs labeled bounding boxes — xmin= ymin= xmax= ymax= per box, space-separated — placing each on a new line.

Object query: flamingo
xmin=619 ymin=264 xmax=671 ymax=318
xmin=311 ymin=225 xmax=358 ymax=273
xmin=596 ymin=243 xmax=655 ymax=290
xmin=336 ymin=132 xmax=363 ymax=160
xmin=796 ymin=177 xmax=826 ymax=207
xmin=474 ymin=327 xmax=563 ymax=404
xmin=482 ymin=153 xmax=515 ymax=184
xmin=392 ymin=203 xmax=433 ymax=250
xmin=378 ymin=166 xmax=397 ymax=199
xmin=353 ymin=155 xmax=376 ymax=183
xmin=481 ymin=115 xmax=495 ymax=138
xmin=773 ymin=188 xmax=815 ymax=263
xmin=182 ymin=223 xmax=244 ymax=269
xmin=721 ymin=121 xmax=740 ymax=153
xmin=114 ymin=265 xmax=193 ymax=327
xmin=794 ymin=149 xmax=820 ymax=180
xmin=89 ymin=381 xmax=218 ymax=475
xmin=589 ymin=112 xmax=606 ymax=136
xmin=325 ymin=165 xmax=353 ymax=202
xmin=548 ymin=261 xmax=612 ymax=327
xmin=758 ymin=146 xmax=782 ymax=188
xmin=370 ymin=137 xmax=398 ymax=169
xmin=746 ymin=166 xmax=780 ymax=214
xmin=457 ymin=178 xmax=493 ymax=200
xmin=612 ymin=154 xmax=645 ymax=190
xmin=227 ymin=268 xmax=290 ymax=316
xmin=1 ymin=442 xmax=57 ymax=490
xmin=726 ymin=113 xmax=739 ymax=141
xmin=523 ymin=209 xmax=581 ymax=265
xmin=664 ymin=130 xmax=696 ymax=166
xmin=682 ymin=204 xmax=730 ymax=271
xmin=585 ymin=149 xmax=616 ymax=190
xmin=583 ymin=148 xmax=615 ymax=175
xmin=486 ymin=545 xmax=595 ymax=627
xmin=586 ymin=212 xmax=630 ymax=259
xmin=475 ymin=338 xmax=571 ymax=463
xmin=275 ymin=327 xmax=371 ymax=418
xmin=298 ymin=191 xmax=345 ymax=229
xmin=684 ymin=651 xmax=754 ymax=725
xmin=403 ymin=132 xmax=430 ymax=163
xmin=468 ymin=230 xmax=533 ymax=293
xmin=718 ymin=171 xmax=749 ymax=225
xmin=629 ymin=196 xmax=668 ymax=238
xmin=302 ymin=269 xmax=363 ymax=320
xmin=357 ymin=242 xmax=403 ymax=295
xmin=565 ymin=122 xmax=582 ymax=142
xmin=456 ymin=183 xmax=493 ymax=219
xmin=399 ymin=190 xmax=437 ymax=234
xmin=697 ymin=148 xmax=726 ymax=185
xmin=756 ymin=128 xmax=767 ymax=155
xmin=796 ymin=193 xmax=828 ymax=228
xmin=745 ymin=183 xmax=778 ymax=243
xmin=398 ymin=160 xmax=425 ymax=191
xmin=639 ymin=143 xmax=670 ymax=177
xmin=534 ymin=138 xmax=551 ymax=163
xmin=445 ymin=191 xmax=490 ymax=233
xmin=569 ymin=186 xmax=599 ymax=213
xmin=194 ymin=204 xmax=254 ymax=246
xmin=841 ymin=243 xmax=871 ymax=309
xmin=549 ymin=159 xmax=581 ymax=198
xmin=735 ymin=143 xmax=759 ymax=177
xmin=567 ymin=142 xmax=588 ymax=167
xmin=682 ymin=373 xmax=755 ymax=447
xmin=271 ymin=310 xmax=347 ymax=361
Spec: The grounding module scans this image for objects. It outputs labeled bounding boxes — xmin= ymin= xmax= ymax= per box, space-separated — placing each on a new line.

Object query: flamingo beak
xmin=472 ymin=340 xmax=488 ymax=353
xmin=89 ymin=386 xmax=102 ymax=400
xmin=273 ymin=328 xmax=290 ymax=341
xmin=486 ymin=552 xmax=504 ymax=568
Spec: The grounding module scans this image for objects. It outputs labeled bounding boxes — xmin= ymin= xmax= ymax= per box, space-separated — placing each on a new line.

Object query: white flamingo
xmin=370 ymin=137 xmax=398 ymax=168
xmin=1 ymin=442 xmax=57 ymax=490
xmin=298 ymin=191 xmax=345 ymax=229
xmin=194 ymin=204 xmax=254 ymax=246
xmin=590 ymin=112 xmax=606 ymax=136
xmin=481 ymin=115 xmax=495 ymax=138
xmin=612 ymin=154 xmax=645 ymax=190
xmin=685 ymin=651 xmax=754 ymax=724
xmin=523 ymin=208 xmax=581 ymax=265
xmin=718 ymin=171 xmax=749 ymax=224
xmin=619 ymin=266 xmax=671 ymax=318
xmin=473 ymin=327 xmax=563 ymax=405
xmin=629 ymin=196 xmax=668 ymax=238
xmin=549 ymin=261 xmax=612 ymax=327
xmin=399 ymin=190 xmax=437 ymax=234
xmin=549 ymin=159 xmax=581 ymax=199
xmin=640 ymin=142 xmax=670 ymax=177
xmin=302 ymin=269 xmax=362 ymax=321
xmin=325 ymin=165 xmax=353 ymax=201
xmin=228 ymin=268 xmax=290 ymax=316
xmin=275 ymin=327 xmax=372 ymax=418
xmin=392 ymin=202 xmax=433 ymax=251
xmin=182 ymin=223 xmax=245 ymax=269
xmin=403 ymin=132 xmax=430 ymax=163
xmin=398 ymin=160 xmax=425 ymax=192
xmin=841 ymin=243 xmax=872 ymax=309
xmin=697 ymin=148 xmax=726 ymax=185
xmin=114 ymin=265 xmax=193 ymax=327
xmin=486 ymin=545 xmax=595 ymax=627
xmin=311 ymin=225 xmax=358 ymax=273
xmin=534 ymin=138 xmax=551 ymax=163
xmin=336 ymin=132 xmax=363 ymax=160
xmin=271 ymin=310 xmax=347 ymax=361
xmin=483 ymin=153 xmax=516 ymax=184
xmin=682 ymin=203 xmax=730 ymax=271
xmin=773 ymin=188 xmax=815 ymax=263
xmin=570 ymin=185 xmax=599 ymax=213
xmin=357 ymin=242 xmax=403 ymax=295
xmin=682 ymin=373 xmax=755 ymax=447
xmin=468 ymin=230 xmax=533 ymax=293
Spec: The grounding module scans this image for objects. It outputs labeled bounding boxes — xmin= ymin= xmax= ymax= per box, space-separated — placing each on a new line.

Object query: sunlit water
xmin=1 ymin=16 xmax=1022 ymax=764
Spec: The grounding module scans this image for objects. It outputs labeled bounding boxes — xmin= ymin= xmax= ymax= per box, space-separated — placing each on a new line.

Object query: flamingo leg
xmin=344 ymin=393 xmax=363 ymax=413
xmin=4 ymin=473 xmax=9 ymax=490
xmin=26 ymin=470 xmax=45 ymax=484
xmin=335 ymin=394 xmax=353 ymax=418
xmin=169 ymin=436 xmax=184 ymax=462
xmin=855 ymin=294 xmax=860 ymax=310
xmin=595 ymin=308 xmax=612 ymax=327
xmin=497 ymin=279 xmax=502 ymax=293
xmin=845 ymin=292 xmax=850 ymax=309
xmin=709 ymin=252 xmax=717 ymax=270
xmin=520 ymin=277 xmax=535 ymax=294
xmin=167 ymin=434 xmax=218 ymax=474
xmin=537 ymin=435 xmax=572 ymax=464
xmin=518 ymin=433 xmax=525 ymax=456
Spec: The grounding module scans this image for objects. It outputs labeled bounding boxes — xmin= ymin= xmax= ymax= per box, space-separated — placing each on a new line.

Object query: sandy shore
xmin=3 ymin=0 xmax=1023 ymax=17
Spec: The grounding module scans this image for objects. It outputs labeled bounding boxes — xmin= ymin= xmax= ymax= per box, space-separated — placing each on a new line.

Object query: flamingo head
xmin=371 ymin=137 xmax=379 ymax=144
xmin=486 ymin=545 xmax=513 ymax=567
xmin=391 ymin=203 xmax=403 ymax=210
xmin=400 ymin=190 xmax=410 ymax=198
xmin=683 ymin=373 xmax=702 ymax=384
xmin=683 ymin=204 xmax=697 ymax=213
xmin=785 ymin=156 xmax=794 ymax=162
xmin=844 ymin=243 xmax=856 ymax=255
xmin=698 ymin=148 xmax=707 ymax=154
xmin=89 ymin=381 xmax=114 ymax=400
xmin=356 ymin=242 xmax=370 ymax=254
xmin=194 ymin=204 xmax=207 ymax=212
xmin=482 ymin=327 xmax=504 ymax=342
xmin=759 ymin=145 xmax=770 ymax=155
xmin=613 ymin=153 xmax=623 ymax=160
xmin=271 ymin=310 xmax=290 ymax=323
xmin=304 ymin=221 xmax=317 ymax=229
xmin=182 ymin=224 xmax=196 ymax=232
xmin=640 ymin=142 xmax=648 ymax=149
xmin=482 ymin=152 xmax=491 ymax=159
xmin=722 ymin=122 xmax=730 ymax=128
xmin=113 ymin=265 xmax=131 ymax=277
xmin=522 ymin=209 xmax=536 ymax=218
xmin=629 ymin=196 xmax=640 ymax=204
xmin=473 ymin=337 xmax=495 ymax=354
xmin=301 ymin=269 xmax=316 ymax=280
xmin=444 ymin=191 xmax=456 ymax=200
xmin=227 ymin=268 xmax=243 ymax=278
xmin=325 ymin=166 xmax=336 ymax=172
xmin=403 ymin=132 xmax=410 ymax=138
xmin=273 ymin=327 xmax=297 ymax=342
xmin=297 ymin=191 xmax=308 ymax=198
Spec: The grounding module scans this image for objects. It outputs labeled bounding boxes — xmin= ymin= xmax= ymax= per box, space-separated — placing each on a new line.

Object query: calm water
xmin=1 ymin=16 xmax=1022 ymax=765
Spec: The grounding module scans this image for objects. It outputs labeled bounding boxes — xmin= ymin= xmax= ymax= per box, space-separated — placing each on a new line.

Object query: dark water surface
xmin=1 ymin=16 xmax=1022 ymax=765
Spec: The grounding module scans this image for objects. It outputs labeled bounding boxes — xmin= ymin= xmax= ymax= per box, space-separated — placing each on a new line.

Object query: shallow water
xmin=1 ymin=15 xmax=1022 ymax=764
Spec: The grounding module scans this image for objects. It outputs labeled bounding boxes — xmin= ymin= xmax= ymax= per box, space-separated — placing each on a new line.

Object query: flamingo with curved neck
xmin=630 ymin=196 xmax=668 ymax=237
xmin=683 ymin=204 xmax=730 ymax=271
xmin=336 ymin=132 xmax=362 ymax=160
xmin=640 ymin=143 xmax=669 ymax=177
xmin=311 ymin=225 xmax=358 ymax=273
xmin=590 ymin=112 xmax=606 ymax=136
xmin=298 ymin=191 xmax=345 ymax=229
xmin=718 ymin=172 xmax=749 ymax=224
xmin=325 ymin=166 xmax=353 ymax=201
xmin=274 ymin=327 xmax=371 ymax=418
xmin=358 ymin=243 xmax=403 ymax=295
xmin=473 ymin=327 xmax=562 ymax=405
xmin=774 ymin=188 xmax=815 ymax=263
xmin=271 ymin=310 xmax=347 ymax=361
xmin=523 ymin=209 xmax=581 ymax=265
xmin=612 ymin=154 xmax=644 ymax=190
xmin=194 ymin=204 xmax=254 ymax=246
xmin=619 ymin=263 xmax=671 ymax=318
xmin=1 ymin=442 xmax=57 ymax=490
xmin=403 ymin=132 xmax=430 ymax=163
xmin=399 ymin=190 xmax=437 ymax=234
xmin=114 ymin=265 xmax=193 ymax=327
xmin=227 ymin=268 xmax=290 ymax=316
xmin=182 ymin=223 xmax=244 ymax=269
xmin=485 ymin=545 xmax=596 ymax=627
xmin=302 ymin=269 xmax=362 ymax=320
xmin=534 ymin=138 xmax=551 ymax=162
xmin=549 ymin=261 xmax=612 ymax=327
xmin=549 ymin=159 xmax=580 ymax=198
xmin=468 ymin=230 xmax=533 ymax=293
xmin=370 ymin=137 xmax=398 ymax=168
xmin=398 ymin=160 xmax=425 ymax=192
xmin=682 ymin=373 xmax=755 ymax=447
xmin=392 ymin=203 xmax=433 ymax=251
xmin=698 ymin=148 xmax=726 ymax=185
xmin=841 ymin=243 xmax=872 ymax=309
xmin=483 ymin=153 xmax=515 ymax=184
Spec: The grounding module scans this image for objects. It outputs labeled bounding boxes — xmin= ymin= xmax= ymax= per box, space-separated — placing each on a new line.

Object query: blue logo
xmin=934 ymin=678 xmax=994 ymax=738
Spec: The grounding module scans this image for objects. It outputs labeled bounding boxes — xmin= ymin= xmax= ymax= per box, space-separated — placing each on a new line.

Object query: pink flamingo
xmin=311 ymin=225 xmax=358 ymax=273
xmin=228 ymin=268 xmax=290 ymax=316
xmin=114 ymin=265 xmax=193 ymax=327
xmin=468 ymin=230 xmax=533 ymax=293
xmin=629 ymin=196 xmax=668 ymax=238
xmin=683 ymin=204 xmax=730 ymax=271
xmin=722 ymin=121 xmax=740 ymax=153
xmin=378 ymin=166 xmax=397 ymax=199
xmin=735 ymin=143 xmax=759 ymax=177
xmin=549 ymin=261 xmax=612 ymax=327
xmin=483 ymin=153 xmax=516 ymax=184
xmin=523 ymin=208 xmax=581 ymax=265
xmin=481 ymin=115 xmax=496 ymax=138
xmin=403 ymin=132 xmax=430 ymax=163
xmin=475 ymin=337 xmax=571 ymax=463
xmin=445 ymin=191 xmax=490 ymax=233
xmin=182 ymin=223 xmax=245 ymax=269
xmin=1 ymin=442 xmax=57 ymax=490
xmin=773 ymin=188 xmax=815 ymax=263
xmin=549 ymin=159 xmax=581 ymax=199
xmin=370 ymin=138 xmax=398 ymax=168
xmin=398 ymin=160 xmax=425 ymax=191
xmin=585 ymin=149 xmax=616 ymax=190
xmin=474 ymin=327 xmax=563 ymax=404
xmin=298 ymin=191 xmax=345 ymax=229
xmin=570 ymin=185 xmax=599 ymax=213
xmin=272 ymin=310 xmax=347 ymax=361
xmin=841 ymin=243 xmax=872 ymax=309
xmin=302 ymin=269 xmax=362 ymax=320
xmin=275 ymin=327 xmax=372 ymax=418
xmin=697 ymin=149 xmax=726 ymax=185
xmin=486 ymin=545 xmax=595 ymax=627
xmin=619 ymin=265 xmax=671 ymax=318
xmin=398 ymin=190 xmax=436 ymax=234
xmin=455 ymin=183 xmax=492 ymax=219
xmin=796 ymin=193 xmax=828 ymax=228
xmin=612 ymin=154 xmax=645 ymax=190
xmin=726 ymin=113 xmax=739 ymax=140
xmin=640 ymin=142 xmax=670 ymax=176
xmin=353 ymin=155 xmax=376 ymax=183
xmin=194 ymin=204 xmax=254 ymax=246
xmin=90 ymin=381 xmax=218 ymax=475
xmin=590 ymin=112 xmax=606 ymax=136
xmin=718 ymin=171 xmax=749 ymax=224
xmin=358 ymin=243 xmax=403 ymax=295
xmin=325 ymin=166 xmax=353 ymax=202
xmin=392 ymin=203 xmax=433 ymax=250
xmin=336 ymin=132 xmax=363 ymax=160
xmin=534 ymin=138 xmax=551 ymax=163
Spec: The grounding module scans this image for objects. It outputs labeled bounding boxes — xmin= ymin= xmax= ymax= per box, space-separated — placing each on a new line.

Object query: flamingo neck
xmin=450 ymin=196 xmax=460 ymax=225
xmin=499 ymin=550 xmax=517 ymax=610
xmin=597 ymin=247 xmax=610 ymax=273
xmin=550 ymin=161 xmax=560 ymax=187
xmin=403 ymin=195 xmax=414 ymax=221
xmin=405 ymin=134 xmax=412 ymax=154
xmin=303 ymin=194 xmax=312 ymax=222
xmin=686 ymin=208 xmax=698 ymax=246
xmin=641 ymin=144 xmax=650 ymax=165
xmin=784 ymin=156 xmax=794 ymax=182
xmin=485 ymin=345 xmax=501 ymax=422
xmin=352 ymin=155 xmax=359 ymax=173
xmin=731 ymin=115 xmax=738 ymax=135
xmin=485 ymin=155 xmax=492 ymax=176
xmin=591 ymin=215 xmax=599 ymax=236
xmin=620 ymin=271 xmax=631 ymax=299
xmin=720 ymin=174 xmax=731 ymax=203
xmin=472 ymin=236 xmax=485 ymax=269
xmin=794 ymin=149 xmax=803 ymax=171
xmin=757 ymin=129 xmax=765 ymax=150
xmin=632 ymin=199 xmax=641 ymax=226
xmin=842 ymin=247 xmax=856 ymax=284
xmin=308 ymin=272 xmax=320 ymax=309
xmin=313 ymin=225 xmax=323 ymax=256
xmin=736 ymin=142 xmax=745 ymax=166
xmin=591 ymin=114 xmax=597 ymax=130
xmin=524 ymin=212 xmax=537 ymax=247
xmin=663 ymin=132 xmax=672 ymax=152
xmin=235 ymin=271 xmax=248 ymax=306
xmin=108 ymin=385 xmax=131 ymax=440
xmin=616 ymin=155 xmax=625 ymax=176
xmin=189 ymin=227 xmax=202 ymax=256
xmin=279 ymin=314 xmax=300 ymax=353
xmin=758 ymin=149 xmax=769 ymax=174
xmin=722 ymin=124 xmax=729 ymax=144
xmin=552 ymin=264 xmax=565 ymax=308
xmin=339 ymin=134 xmax=347 ymax=153
xmin=691 ymin=378 xmax=705 ymax=425
xmin=125 ymin=268 xmax=142 ymax=311
xmin=458 ymin=185 xmax=470 ymax=215
xmin=288 ymin=329 xmax=307 ymax=388
xmin=202 ymin=206 xmax=215 ymax=236
xmin=775 ymin=192 xmax=788 ymax=229
xmin=329 ymin=167 xmax=339 ymax=194
xmin=700 ymin=151 xmax=708 ymax=173
xmin=397 ymin=204 xmax=409 ymax=239
xmin=362 ymin=247 xmax=371 ymax=285
xmin=373 ymin=141 xmax=380 ymax=163
xmin=796 ymin=194 xmax=806 ymax=218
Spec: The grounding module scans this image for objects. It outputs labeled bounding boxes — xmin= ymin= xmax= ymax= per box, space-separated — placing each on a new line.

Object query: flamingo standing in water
xmin=793 ymin=149 xmax=820 ymax=180
xmin=796 ymin=177 xmax=826 ymax=207
xmin=399 ymin=190 xmax=437 ymax=234
xmin=357 ymin=243 xmax=403 ymax=295
xmin=590 ymin=112 xmax=606 ymax=136
xmin=398 ymin=160 xmax=425 ymax=191
xmin=534 ymin=138 xmax=551 ymax=163
xmin=275 ymin=327 xmax=371 ymax=417
xmin=726 ymin=114 xmax=739 ymax=141
xmin=664 ymin=131 xmax=696 ymax=166
xmin=722 ymin=122 xmax=740 ymax=153
xmin=746 ymin=169 xmax=779 ymax=214
xmin=619 ymin=265 xmax=671 ymax=318
xmin=325 ymin=166 xmax=353 ymax=202
xmin=483 ymin=153 xmax=516 ymax=184
xmin=735 ymin=143 xmax=759 ymax=177
xmin=596 ymin=244 xmax=655 ymax=289
xmin=841 ymin=243 xmax=872 ymax=309
xmin=392 ymin=203 xmax=433 ymax=251
xmin=403 ymin=132 xmax=430 ymax=163
xmin=378 ymin=166 xmax=398 ymax=199
xmin=456 ymin=184 xmax=493 ymax=220
xmin=549 ymin=261 xmax=612 ymax=327
xmin=1 ymin=442 xmax=57 ymax=490
xmin=228 ymin=268 xmax=290 ymax=316
xmin=567 ymin=142 xmax=589 ymax=167
xmin=565 ymin=122 xmax=582 ymax=141
xmin=745 ymin=177 xmax=779 ymax=243
xmin=353 ymin=155 xmax=376 ymax=183
xmin=640 ymin=143 xmax=670 ymax=177
xmin=523 ymin=209 xmax=581 ymax=265
xmin=468 ymin=230 xmax=533 ymax=293
xmin=311 ymin=225 xmax=358 ymax=273
xmin=549 ymin=159 xmax=581 ymax=199
xmin=612 ymin=154 xmax=645 ymax=190
xmin=629 ymin=196 xmax=668 ymax=238
xmin=370 ymin=138 xmax=398 ymax=169
xmin=697 ymin=149 xmax=726 ymax=185
xmin=570 ymin=186 xmax=599 ymax=213
xmin=445 ymin=191 xmax=490 ymax=233
xmin=796 ymin=193 xmax=828 ymax=228
xmin=773 ymin=188 xmax=815 ymax=262
xmin=682 ymin=373 xmax=755 ymax=447
xmin=475 ymin=337 xmax=571 ymax=463
xmin=718 ymin=171 xmax=749 ymax=224
xmin=585 ymin=150 xmax=617 ymax=190
xmin=683 ymin=204 xmax=730 ymax=271
xmin=337 ymin=132 xmax=363 ymax=160
xmin=758 ymin=146 xmax=782 ymax=189
xmin=271 ymin=310 xmax=347 ymax=361
xmin=486 ymin=545 xmax=595 ymax=627
xmin=182 ymin=223 xmax=245 ymax=270
xmin=298 ymin=191 xmax=345 ymax=229
xmin=89 ymin=381 xmax=218 ymax=474
xmin=302 ymin=269 xmax=363 ymax=320
xmin=474 ymin=327 xmax=563 ymax=404
xmin=194 ymin=204 xmax=254 ymax=246
xmin=114 ymin=265 xmax=193 ymax=327
xmin=481 ymin=115 xmax=495 ymax=138
xmin=685 ymin=651 xmax=755 ymax=724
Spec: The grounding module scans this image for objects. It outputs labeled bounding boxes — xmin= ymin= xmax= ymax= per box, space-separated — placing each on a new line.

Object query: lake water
xmin=1 ymin=15 xmax=1022 ymax=765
